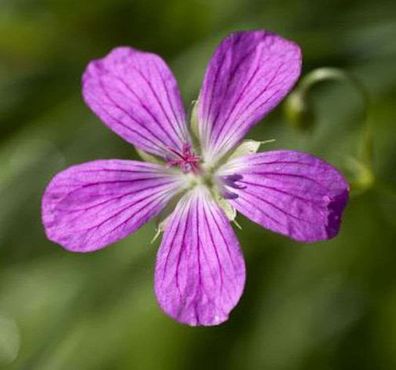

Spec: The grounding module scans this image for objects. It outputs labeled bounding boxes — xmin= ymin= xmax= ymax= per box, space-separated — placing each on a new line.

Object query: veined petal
xmin=155 ymin=186 xmax=245 ymax=326
xmin=218 ymin=151 xmax=349 ymax=242
xmin=42 ymin=160 xmax=187 ymax=252
xmin=82 ymin=47 xmax=191 ymax=158
xmin=197 ymin=31 xmax=301 ymax=164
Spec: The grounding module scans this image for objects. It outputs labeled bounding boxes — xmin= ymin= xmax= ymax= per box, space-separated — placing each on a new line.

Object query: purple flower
xmin=42 ymin=31 xmax=349 ymax=326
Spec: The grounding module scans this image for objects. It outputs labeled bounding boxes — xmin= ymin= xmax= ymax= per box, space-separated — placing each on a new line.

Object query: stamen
xmin=166 ymin=144 xmax=201 ymax=174
xmin=222 ymin=174 xmax=246 ymax=190
xmin=218 ymin=174 xmax=246 ymax=199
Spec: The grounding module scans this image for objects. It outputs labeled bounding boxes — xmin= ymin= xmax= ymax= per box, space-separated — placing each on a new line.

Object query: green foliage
xmin=1 ymin=0 xmax=396 ymax=369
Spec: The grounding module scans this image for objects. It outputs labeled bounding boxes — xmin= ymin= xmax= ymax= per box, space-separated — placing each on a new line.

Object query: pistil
xmin=166 ymin=144 xmax=201 ymax=174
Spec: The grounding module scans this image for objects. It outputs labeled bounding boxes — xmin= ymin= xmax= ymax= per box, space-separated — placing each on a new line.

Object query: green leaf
xmin=227 ymin=139 xmax=268 ymax=161
xmin=135 ymin=148 xmax=164 ymax=164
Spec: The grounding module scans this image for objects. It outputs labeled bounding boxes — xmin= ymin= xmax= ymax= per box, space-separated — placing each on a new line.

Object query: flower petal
xmin=82 ymin=47 xmax=191 ymax=158
xmin=197 ymin=31 xmax=301 ymax=163
xmin=155 ymin=187 xmax=245 ymax=326
xmin=218 ymin=151 xmax=349 ymax=242
xmin=42 ymin=160 xmax=187 ymax=252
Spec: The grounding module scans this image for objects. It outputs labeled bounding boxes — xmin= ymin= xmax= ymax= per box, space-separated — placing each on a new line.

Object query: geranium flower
xmin=42 ymin=30 xmax=349 ymax=326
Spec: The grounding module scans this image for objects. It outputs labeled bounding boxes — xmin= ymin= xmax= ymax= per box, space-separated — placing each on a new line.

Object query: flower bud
xmin=345 ymin=157 xmax=374 ymax=196
xmin=284 ymin=90 xmax=315 ymax=131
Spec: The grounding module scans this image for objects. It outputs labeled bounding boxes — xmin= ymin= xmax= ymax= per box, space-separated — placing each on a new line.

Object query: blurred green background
xmin=1 ymin=0 xmax=396 ymax=369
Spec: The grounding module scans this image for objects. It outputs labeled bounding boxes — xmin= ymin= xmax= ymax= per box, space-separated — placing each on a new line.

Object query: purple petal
xmin=82 ymin=47 xmax=191 ymax=158
xmin=155 ymin=187 xmax=245 ymax=326
xmin=197 ymin=31 xmax=301 ymax=163
xmin=42 ymin=160 xmax=187 ymax=252
xmin=218 ymin=151 xmax=349 ymax=242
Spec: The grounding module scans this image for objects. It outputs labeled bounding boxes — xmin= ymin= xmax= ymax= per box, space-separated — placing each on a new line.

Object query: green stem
xmin=285 ymin=67 xmax=374 ymax=195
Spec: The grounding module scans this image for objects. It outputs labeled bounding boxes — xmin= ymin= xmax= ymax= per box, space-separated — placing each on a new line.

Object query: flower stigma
xmin=166 ymin=143 xmax=201 ymax=174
